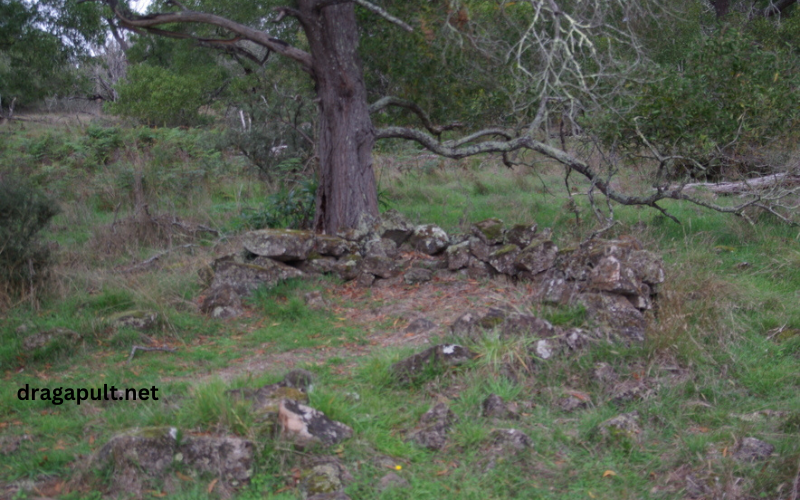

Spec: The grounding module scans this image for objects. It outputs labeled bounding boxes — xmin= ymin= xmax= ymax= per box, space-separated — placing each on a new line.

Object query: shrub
xmin=238 ymin=176 xmax=317 ymax=230
xmin=0 ymin=176 xmax=60 ymax=304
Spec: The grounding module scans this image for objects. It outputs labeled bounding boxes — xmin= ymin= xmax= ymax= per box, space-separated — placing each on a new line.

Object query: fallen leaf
xmin=146 ymin=490 xmax=167 ymax=497
xmin=207 ymin=478 xmax=218 ymax=493
xmin=588 ymin=492 xmax=596 ymax=499
xmin=603 ymin=470 xmax=617 ymax=478
xmin=89 ymin=435 xmax=95 ymax=445
xmin=176 ymin=472 xmax=193 ymax=482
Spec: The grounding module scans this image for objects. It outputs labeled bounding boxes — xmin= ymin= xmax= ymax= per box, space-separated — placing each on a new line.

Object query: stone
xmin=471 ymin=218 xmax=505 ymax=245
xmin=379 ymin=209 xmax=415 ymax=246
xmin=108 ymin=310 xmax=158 ymax=331
xmin=488 ymin=244 xmax=521 ymax=275
xmin=337 ymin=212 xmax=381 ymax=242
xmin=588 ymin=256 xmax=641 ymax=296
xmin=533 ymin=338 xmax=557 ymax=359
xmin=501 ymin=313 xmax=556 ymax=338
xmin=304 ymin=291 xmax=329 ymax=310
xmin=557 ymin=391 xmax=591 ymax=412
xmin=298 ymin=257 xmax=340 ymax=275
xmin=355 ymin=272 xmax=375 ymax=288
xmin=21 ymin=327 xmax=81 ymax=351
xmin=627 ymin=250 xmax=666 ymax=286
xmin=243 ymin=229 xmax=316 ymax=261
xmin=406 ymin=403 xmax=457 ymax=451
xmin=333 ymin=255 xmax=361 ymax=281
xmin=210 ymin=254 xmax=304 ymax=295
xmin=408 ymin=224 xmax=449 ymax=255
xmin=378 ymin=472 xmax=410 ymax=492
xmin=315 ymin=235 xmax=359 ymax=257
xmin=536 ymin=270 xmax=581 ymax=305
xmin=200 ymin=284 xmax=242 ymax=319
xmin=411 ymin=257 xmax=448 ymax=271
xmin=299 ymin=457 xmax=351 ymax=499
xmin=450 ymin=312 xmax=481 ymax=339
xmin=598 ymin=411 xmax=641 ymax=443
xmin=578 ymin=293 xmax=647 ymax=342
xmin=593 ymin=362 xmax=618 ymax=383
xmin=468 ymin=236 xmax=492 ymax=262
xmin=482 ymin=394 xmax=519 ymax=420
xmin=504 ymin=224 xmax=538 ymax=248
xmin=445 ymin=240 xmax=471 ymax=271
xmin=515 ymin=240 xmax=558 ymax=275
xmin=489 ymin=428 xmax=532 ymax=451
xmin=467 ymin=258 xmax=494 ymax=279
xmin=360 ymin=255 xmax=399 ymax=279
xmin=562 ymin=237 xmax=642 ymax=281
xmin=363 ymin=237 xmax=399 ymax=259
xmin=390 ymin=344 xmax=477 ymax=384
xmin=281 ymin=369 xmax=316 ymax=391
xmin=561 ymin=328 xmax=593 ymax=351
xmin=733 ymin=437 xmax=774 ymax=462
xmin=404 ymin=268 xmax=432 ymax=285
xmin=405 ymin=317 xmax=436 ymax=334
xmin=94 ymin=427 xmax=254 ymax=494
xmin=278 ymin=399 xmax=353 ymax=446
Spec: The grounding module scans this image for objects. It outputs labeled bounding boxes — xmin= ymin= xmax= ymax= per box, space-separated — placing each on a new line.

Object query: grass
xmin=1 ymin=120 xmax=799 ymax=499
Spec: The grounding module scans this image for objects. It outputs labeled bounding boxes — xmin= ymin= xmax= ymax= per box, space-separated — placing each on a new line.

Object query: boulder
xmin=627 ymin=249 xmax=666 ymax=287
xmin=404 ymin=268 xmax=432 ymax=285
xmin=733 ymin=437 xmax=774 ymax=462
xmin=408 ymin=224 xmax=449 ymax=255
xmin=243 ymin=229 xmax=316 ymax=261
xmin=504 ymin=224 xmax=538 ymax=248
xmin=298 ymin=256 xmax=340 ymax=276
xmin=588 ymin=256 xmax=641 ymax=296
xmin=360 ymin=255 xmax=399 ymax=279
xmin=379 ymin=210 xmax=415 ymax=246
xmin=363 ymin=237 xmax=399 ymax=259
xmin=488 ymin=244 xmax=521 ymax=275
xmin=406 ymin=403 xmax=458 ymax=451
xmin=467 ymin=258 xmax=495 ymax=279
xmin=333 ymin=255 xmax=361 ymax=281
xmin=355 ymin=272 xmax=376 ymax=288
xmin=315 ymin=235 xmax=359 ymax=257
xmin=200 ymin=284 xmax=242 ymax=319
xmin=515 ymin=240 xmax=558 ymax=275
xmin=445 ymin=240 xmax=471 ymax=271
xmin=405 ymin=317 xmax=436 ymax=334
xmin=108 ymin=310 xmax=158 ymax=331
xmin=337 ymin=213 xmax=381 ymax=242
xmin=278 ymin=399 xmax=353 ymax=446
xmin=390 ymin=344 xmax=478 ymax=384
xmin=210 ymin=254 xmax=304 ymax=295
xmin=535 ymin=270 xmax=581 ymax=306
xmin=299 ymin=457 xmax=352 ymax=499
xmin=471 ymin=218 xmax=505 ymax=245
xmin=468 ymin=236 xmax=492 ymax=262
xmin=21 ymin=327 xmax=81 ymax=351
xmin=578 ymin=293 xmax=647 ymax=342
xmin=482 ymin=394 xmax=519 ymax=420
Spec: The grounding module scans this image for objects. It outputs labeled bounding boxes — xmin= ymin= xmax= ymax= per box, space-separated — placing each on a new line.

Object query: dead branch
xmin=369 ymin=96 xmax=464 ymax=137
xmin=670 ymin=173 xmax=800 ymax=195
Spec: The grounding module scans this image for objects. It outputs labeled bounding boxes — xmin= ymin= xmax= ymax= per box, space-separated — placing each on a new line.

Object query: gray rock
xmin=515 ymin=240 xmax=558 ymax=275
xmin=304 ymin=291 xmax=329 ymax=310
xmin=404 ymin=268 xmax=432 ymax=285
xmin=627 ymin=249 xmax=666 ymax=286
xmin=210 ymin=254 xmax=304 ymax=295
xmin=501 ymin=313 xmax=556 ymax=338
xmin=363 ymin=237 xmax=399 ymax=259
xmin=445 ymin=240 xmax=471 ymax=271
xmin=379 ymin=209 xmax=415 ymax=246
xmin=578 ymin=292 xmax=647 ymax=342
xmin=200 ymin=284 xmax=242 ymax=319
xmin=298 ymin=256 xmax=340 ymax=275
xmin=355 ymin=272 xmax=375 ymax=288
xmin=471 ymin=218 xmax=505 ymax=245
xmin=406 ymin=403 xmax=458 ymax=451
xmin=360 ymin=255 xmax=399 ymax=279
xmin=21 ymin=327 xmax=81 ymax=351
xmin=504 ymin=224 xmax=538 ymax=248
xmin=378 ymin=472 xmax=410 ymax=492
xmin=468 ymin=236 xmax=492 ymax=262
xmin=390 ymin=344 xmax=477 ymax=384
xmin=337 ymin=212 xmax=381 ymax=242
xmin=334 ymin=255 xmax=361 ymax=281
xmin=409 ymin=224 xmax=449 ymax=255
xmin=533 ymin=338 xmax=558 ymax=359
xmin=315 ymin=235 xmax=359 ymax=257
xmin=733 ymin=437 xmax=774 ymax=462
xmin=598 ymin=411 xmax=641 ymax=443
xmin=243 ymin=229 xmax=316 ymax=261
xmin=467 ymin=258 xmax=495 ymax=279
xmin=488 ymin=244 xmax=521 ymax=275
xmin=588 ymin=256 xmax=641 ymax=296
xmin=278 ymin=399 xmax=353 ymax=446
xmin=482 ymin=394 xmax=519 ymax=420
xmin=405 ymin=317 xmax=436 ymax=334
xmin=299 ymin=457 xmax=351 ymax=499
xmin=489 ymin=428 xmax=532 ymax=450
xmin=178 ymin=435 xmax=254 ymax=483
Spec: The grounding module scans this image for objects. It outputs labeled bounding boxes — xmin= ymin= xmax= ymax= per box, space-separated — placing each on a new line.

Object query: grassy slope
xmin=0 ymin=122 xmax=798 ymax=499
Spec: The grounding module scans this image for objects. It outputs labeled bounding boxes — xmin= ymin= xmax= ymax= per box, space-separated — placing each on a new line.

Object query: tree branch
xmin=314 ymin=0 xmax=413 ymax=31
xmin=101 ymin=2 xmax=314 ymax=73
xmin=369 ymin=96 xmax=464 ymax=136
xmin=764 ymin=0 xmax=797 ymax=16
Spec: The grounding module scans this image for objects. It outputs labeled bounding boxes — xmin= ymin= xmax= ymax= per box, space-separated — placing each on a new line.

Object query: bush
xmin=106 ymin=64 xmax=205 ymax=127
xmin=0 ymin=177 xmax=60 ymax=304
xmin=239 ymin=177 xmax=317 ymax=230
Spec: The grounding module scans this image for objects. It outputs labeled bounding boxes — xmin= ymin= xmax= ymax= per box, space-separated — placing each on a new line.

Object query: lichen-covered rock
xmin=467 ymin=258 xmax=494 ymax=279
xmin=468 ymin=236 xmax=492 ymax=262
xmin=515 ymin=240 xmax=558 ymax=275
xmin=404 ymin=268 xmax=432 ymax=285
xmin=627 ymin=250 xmax=666 ymax=286
xmin=535 ymin=270 xmax=581 ymax=305
xmin=360 ymin=255 xmax=399 ymax=279
xmin=578 ymin=293 xmax=647 ymax=342
xmin=363 ymin=237 xmax=399 ymax=259
xmin=405 ymin=317 xmax=436 ymax=334
xmin=588 ymin=256 xmax=641 ymax=297
xmin=504 ymin=223 xmax=538 ymax=248
xmin=562 ymin=237 xmax=642 ymax=281
xmin=533 ymin=338 xmax=558 ymax=359
xmin=278 ymin=399 xmax=353 ymax=446
xmin=299 ymin=457 xmax=351 ymax=498
xmin=21 ymin=327 xmax=81 ymax=351
xmin=471 ymin=218 xmax=505 ymax=245
xmin=337 ymin=213 xmax=381 ymax=242
xmin=355 ymin=272 xmax=375 ymax=288
xmin=298 ymin=256 xmax=340 ymax=275
xmin=482 ymin=394 xmax=519 ymax=420
xmin=409 ymin=224 xmax=449 ymax=255
xmin=733 ymin=437 xmax=774 ymax=462
xmin=333 ymin=254 xmax=361 ymax=281
xmin=406 ymin=403 xmax=458 ymax=451
xmin=315 ymin=235 xmax=359 ymax=257
xmin=446 ymin=240 xmax=471 ymax=270
xmin=108 ymin=310 xmax=158 ymax=331
xmin=390 ymin=344 xmax=477 ymax=384
xmin=200 ymin=284 xmax=242 ymax=319
xmin=243 ymin=229 xmax=316 ymax=261
xmin=379 ymin=209 xmax=415 ymax=246
xmin=210 ymin=254 xmax=304 ymax=295
xmin=598 ymin=411 xmax=641 ymax=443
xmin=488 ymin=244 xmax=521 ymax=275
xmin=178 ymin=435 xmax=254 ymax=484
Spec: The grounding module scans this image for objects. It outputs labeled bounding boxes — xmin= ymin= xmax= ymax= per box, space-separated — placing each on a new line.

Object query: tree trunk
xmin=300 ymin=1 xmax=379 ymax=235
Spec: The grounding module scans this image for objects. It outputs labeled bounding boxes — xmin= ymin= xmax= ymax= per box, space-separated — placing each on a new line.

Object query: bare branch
xmin=764 ymin=0 xmax=798 ymax=16
xmin=315 ymin=0 xmax=413 ymax=32
xmin=369 ymin=96 xmax=464 ymax=136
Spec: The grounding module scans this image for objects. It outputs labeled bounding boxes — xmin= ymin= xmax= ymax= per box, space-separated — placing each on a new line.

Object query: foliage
xmin=0 ymin=176 xmax=60 ymax=303
xmin=106 ymin=65 xmax=207 ymax=127
xmin=238 ymin=175 xmax=317 ymax=230
xmin=592 ymin=19 xmax=800 ymax=179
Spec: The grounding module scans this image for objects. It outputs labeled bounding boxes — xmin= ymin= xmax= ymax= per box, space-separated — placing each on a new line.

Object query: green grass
xmin=1 ymin=123 xmax=799 ymax=499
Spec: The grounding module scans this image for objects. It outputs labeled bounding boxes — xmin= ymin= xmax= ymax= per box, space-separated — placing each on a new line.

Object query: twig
xmin=128 ymin=345 xmax=177 ymax=363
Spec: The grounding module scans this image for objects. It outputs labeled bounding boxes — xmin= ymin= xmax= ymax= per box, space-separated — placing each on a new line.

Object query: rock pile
xmin=198 ymin=212 xmax=665 ymax=340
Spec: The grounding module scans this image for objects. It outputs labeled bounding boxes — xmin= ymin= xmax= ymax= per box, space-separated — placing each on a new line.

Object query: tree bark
xmin=299 ymin=1 xmax=379 ymax=234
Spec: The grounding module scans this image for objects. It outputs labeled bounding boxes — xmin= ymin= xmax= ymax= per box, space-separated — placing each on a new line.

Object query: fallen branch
xmin=128 ymin=344 xmax=177 ymax=362
xmin=670 ymin=173 xmax=800 ymax=195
